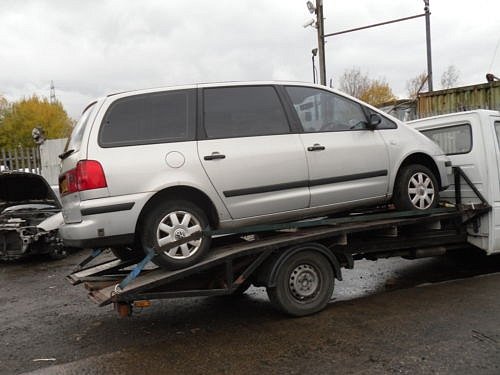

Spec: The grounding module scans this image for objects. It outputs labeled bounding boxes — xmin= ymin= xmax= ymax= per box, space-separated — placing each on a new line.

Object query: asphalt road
xmin=1 ymin=249 xmax=500 ymax=375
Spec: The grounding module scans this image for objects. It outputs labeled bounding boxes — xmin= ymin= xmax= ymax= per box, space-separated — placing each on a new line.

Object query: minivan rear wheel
xmin=141 ymin=200 xmax=211 ymax=270
xmin=393 ymin=164 xmax=439 ymax=211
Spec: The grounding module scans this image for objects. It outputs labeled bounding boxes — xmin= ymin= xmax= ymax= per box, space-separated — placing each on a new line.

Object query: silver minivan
xmin=59 ymin=81 xmax=450 ymax=269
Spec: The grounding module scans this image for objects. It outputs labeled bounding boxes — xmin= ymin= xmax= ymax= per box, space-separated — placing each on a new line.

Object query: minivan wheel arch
xmin=394 ymin=153 xmax=442 ymax=191
xmin=134 ymin=186 xmax=219 ymax=241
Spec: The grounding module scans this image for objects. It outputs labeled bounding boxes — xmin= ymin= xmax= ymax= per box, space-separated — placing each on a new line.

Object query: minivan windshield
xmin=64 ymin=102 xmax=96 ymax=153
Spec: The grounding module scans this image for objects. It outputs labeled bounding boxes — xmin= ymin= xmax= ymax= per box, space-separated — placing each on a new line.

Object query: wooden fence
xmin=0 ymin=146 xmax=41 ymax=173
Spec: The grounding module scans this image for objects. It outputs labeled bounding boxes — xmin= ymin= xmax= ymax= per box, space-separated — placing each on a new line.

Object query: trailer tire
xmin=267 ymin=251 xmax=334 ymax=316
xmin=110 ymin=246 xmax=144 ymax=261
xmin=141 ymin=200 xmax=211 ymax=270
xmin=393 ymin=164 xmax=439 ymax=211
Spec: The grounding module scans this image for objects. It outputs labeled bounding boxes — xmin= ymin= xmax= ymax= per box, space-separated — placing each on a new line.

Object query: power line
xmin=488 ymin=37 xmax=500 ymax=73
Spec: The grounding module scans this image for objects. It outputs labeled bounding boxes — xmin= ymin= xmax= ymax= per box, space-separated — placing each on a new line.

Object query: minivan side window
xmin=285 ymin=86 xmax=368 ymax=132
xmin=203 ymin=86 xmax=290 ymax=139
xmin=366 ymin=108 xmax=397 ymax=129
xmin=99 ymin=90 xmax=195 ymax=147
xmin=420 ymin=124 xmax=472 ymax=155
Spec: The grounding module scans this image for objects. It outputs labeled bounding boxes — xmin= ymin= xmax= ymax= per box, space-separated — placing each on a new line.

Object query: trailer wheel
xmin=141 ymin=200 xmax=210 ymax=270
xmin=110 ymin=246 xmax=144 ymax=261
xmin=393 ymin=164 xmax=439 ymax=211
xmin=267 ymin=251 xmax=334 ymax=316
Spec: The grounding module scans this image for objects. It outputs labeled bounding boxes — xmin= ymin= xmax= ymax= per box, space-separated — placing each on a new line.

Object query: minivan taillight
xmin=59 ymin=160 xmax=107 ymax=196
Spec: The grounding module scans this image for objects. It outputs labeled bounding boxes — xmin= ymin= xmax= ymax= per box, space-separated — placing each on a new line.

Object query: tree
xmin=0 ymin=95 xmax=72 ymax=148
xmin=0 ymin=95 xmax=8 ymax=121
xmin=0 ymin=95 xmax=7 ymax=111
xmin=339 ymin=67 xmax=396 ymax=106
xmin=339 ymin=67 xmax=370 ymax=99
xmin=359 ymin=79 xmax=396 ymax=106
xmin=441 ymin=65 xmax=460 ymax=89
xmin=406 ymin=72 xmax=428 ymax=99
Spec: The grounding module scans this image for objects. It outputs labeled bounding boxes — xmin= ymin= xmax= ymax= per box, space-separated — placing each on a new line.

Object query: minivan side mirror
xmin=367 ymin=113 xmax=382 ymax=130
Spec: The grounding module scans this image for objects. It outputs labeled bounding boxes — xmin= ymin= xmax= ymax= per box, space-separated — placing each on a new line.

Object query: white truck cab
xmin=410 ymin=110 xmax=500 ymax=254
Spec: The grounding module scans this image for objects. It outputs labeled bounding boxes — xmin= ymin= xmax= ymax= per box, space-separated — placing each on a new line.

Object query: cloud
xmin=0 ymin=0 xmax=499 ymax=118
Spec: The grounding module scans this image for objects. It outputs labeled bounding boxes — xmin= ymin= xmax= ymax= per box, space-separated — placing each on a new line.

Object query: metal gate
xmin=0 ymin=147 xmax=41 ymax=173
xmin=0 ymin=138 xmax=67 ymax=185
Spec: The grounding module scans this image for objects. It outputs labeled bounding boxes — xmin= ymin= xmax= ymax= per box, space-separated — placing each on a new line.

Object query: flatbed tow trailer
xmin=67 ymin=167 xmax=490 ymax=317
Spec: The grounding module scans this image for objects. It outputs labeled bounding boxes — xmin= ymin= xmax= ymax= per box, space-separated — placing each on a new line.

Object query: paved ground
xmin=1 ymin=249 xmax=500 ymax=375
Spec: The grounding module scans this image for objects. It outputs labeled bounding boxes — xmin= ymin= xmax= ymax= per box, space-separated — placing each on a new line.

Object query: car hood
xmin=0 ymin=172 xmax=61 ymax=209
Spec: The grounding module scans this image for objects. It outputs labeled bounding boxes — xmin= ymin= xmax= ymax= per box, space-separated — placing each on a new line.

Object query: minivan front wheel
xmin=141 ymin=200 xmax=211 ymax=270
xmin=393 ymin=164 xmax=439 ymax=211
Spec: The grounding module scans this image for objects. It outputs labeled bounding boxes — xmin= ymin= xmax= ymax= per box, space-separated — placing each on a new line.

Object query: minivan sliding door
xmin=197 ymin=85 xmax=309 ymax=220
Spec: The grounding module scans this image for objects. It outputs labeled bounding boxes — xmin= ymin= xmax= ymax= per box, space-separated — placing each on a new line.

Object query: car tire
xmin=141 ymin=200 xmax=211 ymax=270
xmin=267 ymin=251 xmax=334 ymax=317
xmin=393 ymin=164 xmax=439 ymax=211
xmin=110 ymin=246 xmax=144 ymax=261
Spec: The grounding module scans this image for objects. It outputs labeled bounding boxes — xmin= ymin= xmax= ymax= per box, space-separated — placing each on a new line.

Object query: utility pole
xmin=424 ymin=0 xmax=433 ymax=91
xmin=316 ymin=0 xmax=326 ymax=86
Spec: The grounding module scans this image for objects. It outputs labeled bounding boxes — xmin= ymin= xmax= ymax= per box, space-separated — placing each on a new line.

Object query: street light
xmin=306 ymin=1 xmax=315 ymax=14
xmin=311 ymin=48 xmax=318 ymax=83
xmin=302 ymin=18 xmax=315 ymax=28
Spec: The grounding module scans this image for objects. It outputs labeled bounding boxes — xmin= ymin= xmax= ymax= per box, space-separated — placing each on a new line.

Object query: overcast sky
xmin=1 ymin=0 xmax=499 ymax=119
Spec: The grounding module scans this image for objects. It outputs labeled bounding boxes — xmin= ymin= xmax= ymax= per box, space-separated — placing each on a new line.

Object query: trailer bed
xmin=68 ymin=204 xmax=487 ymax=309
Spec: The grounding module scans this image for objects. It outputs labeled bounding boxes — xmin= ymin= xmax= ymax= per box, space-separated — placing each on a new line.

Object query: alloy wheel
xmin=407 ymin=172 xmax=435 ymax=210
xmin=156 ymin=210 xmax=202 ymax=259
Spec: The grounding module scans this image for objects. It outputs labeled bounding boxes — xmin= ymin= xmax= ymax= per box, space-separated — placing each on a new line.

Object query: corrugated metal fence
xmin=417 ymin=81 xmax=500 ymax=118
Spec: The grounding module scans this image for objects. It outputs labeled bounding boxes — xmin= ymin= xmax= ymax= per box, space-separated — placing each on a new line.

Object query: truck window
xmin=421 ymin=124 xmax=472 ymax=155
xmin=495 ymin=122 xmax=500 ymax=148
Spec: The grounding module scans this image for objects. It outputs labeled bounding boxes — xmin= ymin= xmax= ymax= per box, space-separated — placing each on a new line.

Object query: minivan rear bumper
xmin=59 ymin=192 xmax=153 ymax=249
xmin=62 ymin=233 xmax=135 ymax=248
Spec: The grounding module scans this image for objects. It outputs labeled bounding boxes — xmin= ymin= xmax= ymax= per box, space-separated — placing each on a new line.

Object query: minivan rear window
xmin=65 ymin=102 xmax=96 ymax=153
xmin=99 ymin=90 xmax=195 ymax=147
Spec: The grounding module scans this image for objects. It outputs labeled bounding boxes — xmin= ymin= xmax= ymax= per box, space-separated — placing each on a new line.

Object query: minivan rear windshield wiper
xmin=58 ymin=149 xmax=75 ymax=160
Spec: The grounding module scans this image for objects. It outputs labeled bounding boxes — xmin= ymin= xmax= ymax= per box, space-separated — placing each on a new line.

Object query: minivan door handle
xmin=307 ymin=144 xmax=325 ymax=151
xmin=204 ymin=152 xmax=226 ymax=160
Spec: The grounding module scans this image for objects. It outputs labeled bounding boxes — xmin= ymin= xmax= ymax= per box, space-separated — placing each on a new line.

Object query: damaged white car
xmin=0 ymin=171 xmax=66 ymax=260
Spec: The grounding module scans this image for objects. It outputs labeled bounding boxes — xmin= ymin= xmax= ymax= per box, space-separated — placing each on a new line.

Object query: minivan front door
xmin=198 ymin=85 xmax=309 ymax=220
xmin=285 ymin=86 xmax=390 ymax=208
